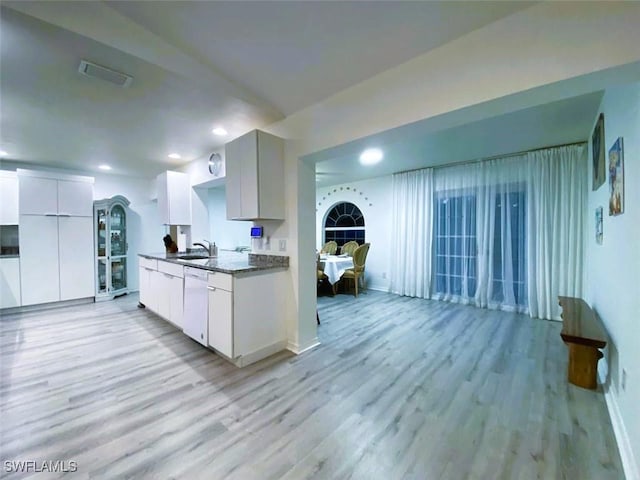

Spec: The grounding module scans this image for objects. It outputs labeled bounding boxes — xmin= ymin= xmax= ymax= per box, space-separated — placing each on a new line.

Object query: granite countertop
xmin=139 ymin=250 xmax=289 ymax=274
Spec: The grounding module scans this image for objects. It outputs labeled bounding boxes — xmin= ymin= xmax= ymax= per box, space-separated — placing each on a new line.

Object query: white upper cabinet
xmin=157 ymin=171 xmax=192 ymax=225
xmin=58 ymin=180 xmax=93 ymax=217
xmin=225 ymin=129 xmax=284 ymax=221
xmin=19 ymin=176 xmax=58 ymax=215
xmin=0 ymin=171 xmax=19 ymax=224
xmin=18 ymin=170 xmax=94 ymax=216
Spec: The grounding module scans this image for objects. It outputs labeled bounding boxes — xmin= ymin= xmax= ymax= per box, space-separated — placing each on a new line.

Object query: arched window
xmin=324 ymin=202 xmax=365 ymax=247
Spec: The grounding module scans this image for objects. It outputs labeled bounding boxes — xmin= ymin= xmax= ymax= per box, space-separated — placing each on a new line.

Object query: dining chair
xmin=317 ymin=262 xmax=336 ymax=296
xmin=340 ymin=240 xmax=359 ymax=257
xmin=340 ymin=242 xmax=370 ymax=297
xmin=320 ymin=241 xmax=338 ymax=255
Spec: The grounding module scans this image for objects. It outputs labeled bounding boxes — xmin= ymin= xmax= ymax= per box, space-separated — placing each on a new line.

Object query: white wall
xmin=316 ymin=176 xmax=392 ymax=292
xmin=207 ymin=186 xmax=252 ymax=250
xmin=586 ymin=81 xmax=640 ymax=480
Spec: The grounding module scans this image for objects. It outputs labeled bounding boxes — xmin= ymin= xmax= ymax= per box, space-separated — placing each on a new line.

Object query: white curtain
xmin=432 ymin=155 xmax=528 ymax=312
xmin=390 ymin=144 xmax=587 ymax=320
xmin=389 ymin=168 xmax=433 ymax=298
xmin=526 ymin=145 xmax=587 ymax=320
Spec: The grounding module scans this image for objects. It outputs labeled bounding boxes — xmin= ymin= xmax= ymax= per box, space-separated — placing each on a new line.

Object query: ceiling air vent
xmin=78 ymin=60 xmax=133 ymax=87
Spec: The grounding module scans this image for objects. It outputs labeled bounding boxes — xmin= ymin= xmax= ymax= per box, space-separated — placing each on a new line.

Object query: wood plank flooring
xmin=0 ymin=291 xmax=624 ymax=479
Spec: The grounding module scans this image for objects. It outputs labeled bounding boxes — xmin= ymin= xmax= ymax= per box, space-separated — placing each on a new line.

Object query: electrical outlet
xmin=279 ymin=239 xmax=286 ymax=252
xmin=621 ymin=368 xmax=627 ymax=391
xmin=382 ymin=272 xmax=387 ymax=279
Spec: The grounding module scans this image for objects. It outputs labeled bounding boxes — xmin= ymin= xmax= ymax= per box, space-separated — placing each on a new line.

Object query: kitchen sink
xmin=177 ymin=254 xmax=210 ymax=260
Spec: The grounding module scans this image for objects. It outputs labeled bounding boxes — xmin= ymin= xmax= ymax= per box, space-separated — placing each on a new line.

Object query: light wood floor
xmin=0 ymin=291 xmax=624 ymax=479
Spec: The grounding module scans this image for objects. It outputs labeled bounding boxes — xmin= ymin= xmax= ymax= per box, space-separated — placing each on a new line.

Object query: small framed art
xmin=609 ymin=137 xmax=624 ymax=216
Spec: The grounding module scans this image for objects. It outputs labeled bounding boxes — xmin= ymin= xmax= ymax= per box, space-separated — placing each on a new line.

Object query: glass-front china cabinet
xmin=94 ymin=195 xmax=130 ymax=300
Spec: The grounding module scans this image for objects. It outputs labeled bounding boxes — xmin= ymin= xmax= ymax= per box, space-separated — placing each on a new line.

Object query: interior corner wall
xmin=316 ymin=175 xmax=392 ymax=292
xmin=585 ymin=81 xmax=640 ymax=480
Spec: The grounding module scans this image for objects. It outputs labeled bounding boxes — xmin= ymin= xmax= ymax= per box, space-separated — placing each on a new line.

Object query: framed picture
xmin=595 ymin=206 xmax=603 ymax=244
xmin=592 ymin=113 xmax=606 ymax=190
xmin=609 ymin=137 xmax=624 ymax=216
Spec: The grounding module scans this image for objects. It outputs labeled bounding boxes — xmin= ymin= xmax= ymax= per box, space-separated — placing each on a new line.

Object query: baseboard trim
xmin=232 ymin=340 xmax=289 ymax=368
xmin=1 ymin=297 xmax=94 ymax=315
xmin=287 ymin=337 xmax=320 ymax=355
xmin=602 ymin=378 xmax=639 ymax=480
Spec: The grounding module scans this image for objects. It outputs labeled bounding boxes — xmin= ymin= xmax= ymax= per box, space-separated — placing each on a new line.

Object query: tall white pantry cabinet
xmin=18 ymin=169 xmax=95 ymax=306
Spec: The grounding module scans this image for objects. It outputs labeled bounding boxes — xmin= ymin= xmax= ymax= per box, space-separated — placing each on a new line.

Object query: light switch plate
xmin=279 ymin=239 xmax=286 ymax=252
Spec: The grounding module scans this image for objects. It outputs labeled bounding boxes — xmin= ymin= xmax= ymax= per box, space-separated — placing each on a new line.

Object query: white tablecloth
xmin=319 ymin=255 xmax=354 ymax=285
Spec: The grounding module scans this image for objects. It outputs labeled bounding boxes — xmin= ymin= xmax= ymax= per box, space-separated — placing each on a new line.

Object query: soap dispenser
xmin=212 ymin=242 xmax=218 ymax=257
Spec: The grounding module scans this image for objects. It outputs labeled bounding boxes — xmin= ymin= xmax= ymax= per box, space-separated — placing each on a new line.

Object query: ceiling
xmin=311 ymin=91 xmax=604 ymax=186
xmin=0 ymin=1 xmax=534 ymax=178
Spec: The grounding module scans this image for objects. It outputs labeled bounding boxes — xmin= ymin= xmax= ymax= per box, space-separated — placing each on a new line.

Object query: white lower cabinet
xmin=148 ymin=270 xmax=163 ymax=316
xmin=168 ymin=274 xmax=184 ymax=329
xmin=58 ymin=216 xmax=94 ymax=301
xmin=20 ymin=214 xmax=94 ymax=306
xmin=0 ymin=257 xmax=21 ymax=308
xmin=208 ymin=280 xmax=233 ymax=358
xmin=20 ymin=215 xmax=60 ymax=306
xmin=139 ymin=258 xmax=183 ymax=328
xmin=138 ymin=266 xmax=151 ymax=307
xmin=158 ymin=272 xmax=183 ymax=328
xmin=138 ymin=255 xmax=287 ymax=367
xmin=207 ymin=269 xmax=287 ymax=366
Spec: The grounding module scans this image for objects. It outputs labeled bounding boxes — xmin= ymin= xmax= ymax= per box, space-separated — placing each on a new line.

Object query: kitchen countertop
xmin=139 ymin=250 xmax=289 ymax=274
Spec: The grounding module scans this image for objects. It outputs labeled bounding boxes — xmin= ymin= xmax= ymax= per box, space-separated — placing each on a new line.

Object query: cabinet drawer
xmin=139 ymin=257 xmax=158 ymax=270
xmin=208 ymin=271 xmax=232 ymax=291
xmin=157 ymin=260 xmax=184 ymax=278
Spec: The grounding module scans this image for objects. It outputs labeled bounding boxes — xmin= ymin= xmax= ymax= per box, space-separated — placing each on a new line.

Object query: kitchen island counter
xmin=138 ymin=251 xmax=288 ymax=274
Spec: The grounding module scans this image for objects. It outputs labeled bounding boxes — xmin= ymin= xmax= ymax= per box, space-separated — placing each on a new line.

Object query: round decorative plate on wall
xmin=208 ymin=152 xmax=222 ymax=176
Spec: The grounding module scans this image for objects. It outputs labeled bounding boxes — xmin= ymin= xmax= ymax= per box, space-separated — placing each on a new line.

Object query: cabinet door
xmin=225 ymin=137 xmax=243 ymax=220
xmin=0 ymin=258 xmax=21 ymax=308
xmin=157 ymin=172 xmax=170 ymax=225
xmin=256 ymin=130 xmax=285 ymax=220
xmin=169 ymin=274 xmax=184 ymax=328
xmin=157 ymin=273 xmax=172 ymax=321
xmin=58 ymin=216 xmax=94 ymax=300
xmin=208 ymin=286 xmax=233 ymax=358
xmin=157 ymin=171 xmax=191 ymax=225
xmin=19 ymin=215 xmax=60 ymax=305
xmin=139 ymin=266 xmax=152 ymax=307
xmin=0 ymin=174 xmax=19 ymax=224
xmin=239 ymin=130 xmax=259 ymax=219
xmin=19 ymin=177 xmax=58 ymax=215
xmin=168 ymin=171 xmax=192 ymax=225
xmin=148 ymin=270 xmax=162 ymax=313
xmin=58 ymin=180 xmax=93 ymax=217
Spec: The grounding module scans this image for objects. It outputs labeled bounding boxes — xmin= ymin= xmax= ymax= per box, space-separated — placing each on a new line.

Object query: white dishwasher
xmin=183 ymin=266 xmax=208 ymax=346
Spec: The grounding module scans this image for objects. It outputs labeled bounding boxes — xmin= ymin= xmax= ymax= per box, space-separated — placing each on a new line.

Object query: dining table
xmin=318 ymin=254 xmax=354 ymax=285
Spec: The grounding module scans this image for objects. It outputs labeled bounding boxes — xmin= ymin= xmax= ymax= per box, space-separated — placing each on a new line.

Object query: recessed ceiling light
xmin=168 ymin=153 xmax=181 ymax=159
xmin=359 ymin=148 xmax=383 ymax=166
xmin=212 ymin=127 xmax=228 ymax=136
xmin=0 ymin=150 xmax=8 ymax=156
xmin=98 ymin=164 xmax=112 ymax=171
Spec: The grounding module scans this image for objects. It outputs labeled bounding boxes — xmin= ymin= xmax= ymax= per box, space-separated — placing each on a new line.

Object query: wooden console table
xmin=558 ymin=296 xmax=607 ymax=389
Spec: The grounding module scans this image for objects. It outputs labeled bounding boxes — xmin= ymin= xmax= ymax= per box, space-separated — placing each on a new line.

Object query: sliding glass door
xmin=433 ymin=187 xmax=526 ymax=310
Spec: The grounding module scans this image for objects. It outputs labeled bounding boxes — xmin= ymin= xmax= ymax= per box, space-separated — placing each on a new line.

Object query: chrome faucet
xmin=193 ymin=240 xmax=217 ymax=257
